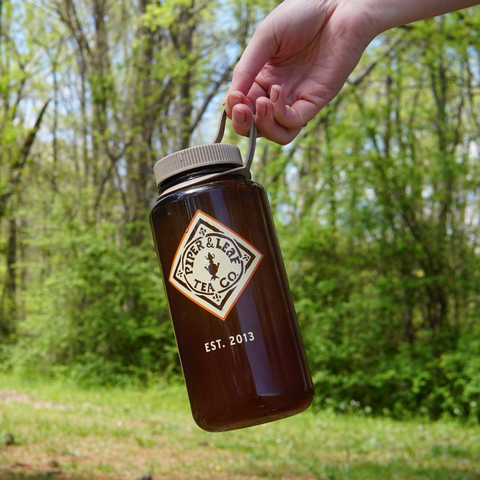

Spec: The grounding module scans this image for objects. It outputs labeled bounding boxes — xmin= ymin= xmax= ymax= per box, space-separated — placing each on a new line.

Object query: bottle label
xmin=169 ymin=210 xmax=263 ymax=320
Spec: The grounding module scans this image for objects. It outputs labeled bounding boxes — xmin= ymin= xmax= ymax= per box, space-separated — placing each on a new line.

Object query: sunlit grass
xmin=1 ymin=373 xmax=479 ymax=479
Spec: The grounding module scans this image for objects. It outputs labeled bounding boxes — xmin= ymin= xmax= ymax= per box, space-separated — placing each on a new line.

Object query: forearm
xmin=363 ymin=0 xmax=480 ymax=34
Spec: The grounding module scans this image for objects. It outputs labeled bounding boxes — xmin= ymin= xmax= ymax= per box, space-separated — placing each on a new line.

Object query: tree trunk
xmin=0 ymin=215 xmax=17 ymax=338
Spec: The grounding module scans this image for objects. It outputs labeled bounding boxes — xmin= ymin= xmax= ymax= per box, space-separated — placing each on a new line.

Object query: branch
xmin=0 ymin=100 xmax=51 ymax=219
xmin=189 ymin=61 xmax=237 ymax=135
xmin=16 ymin=99 xmax=51 ymax=168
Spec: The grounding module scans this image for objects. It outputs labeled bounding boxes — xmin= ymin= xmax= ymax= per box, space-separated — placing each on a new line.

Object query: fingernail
xmin=228 ymin=94 xmax=243 ymax=109
xmin=256 ymin=101 xmax=267 ymax=118
xmin=270 ymin=86 xmax=280 ymax=103
xmin=233 ymin=108 xmax=246 ymax=125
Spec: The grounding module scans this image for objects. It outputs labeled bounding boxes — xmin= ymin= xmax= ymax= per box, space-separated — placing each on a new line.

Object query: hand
xmin=224 ymin=0 xmax=378 ymax=144
xmin=224 ymin=0 xmax=480 ymax=145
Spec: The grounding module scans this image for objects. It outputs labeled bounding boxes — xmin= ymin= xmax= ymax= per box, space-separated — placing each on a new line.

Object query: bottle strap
xmin=158 ymin=110 xmax=257 ymax=199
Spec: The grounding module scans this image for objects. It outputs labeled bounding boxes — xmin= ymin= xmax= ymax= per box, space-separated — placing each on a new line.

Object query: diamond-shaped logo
xmin=169 ymin=210 xmax=263 ymax=320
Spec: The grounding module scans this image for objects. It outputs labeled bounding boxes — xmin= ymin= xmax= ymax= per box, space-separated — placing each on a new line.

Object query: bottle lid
xmin=153 ymin=110 xmax=257 ymax=191
xmin=153 ymin=143 xmax=243 ymax=188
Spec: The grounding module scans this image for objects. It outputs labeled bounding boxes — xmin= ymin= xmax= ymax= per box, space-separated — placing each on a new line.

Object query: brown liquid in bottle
xmin=150 ymin=173 xmax=314 ymax=432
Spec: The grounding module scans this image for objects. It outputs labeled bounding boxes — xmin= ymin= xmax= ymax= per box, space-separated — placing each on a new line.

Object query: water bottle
xmin=149 ymin=112 xmax=313 ymax=431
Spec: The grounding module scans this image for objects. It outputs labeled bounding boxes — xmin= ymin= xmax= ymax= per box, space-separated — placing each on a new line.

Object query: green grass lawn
xmin=0 ymin=373 xmax=479 ymax=480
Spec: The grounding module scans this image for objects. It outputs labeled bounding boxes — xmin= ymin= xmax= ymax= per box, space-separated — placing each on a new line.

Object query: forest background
xmin=1 ymin=0 xmax=480 ymax=423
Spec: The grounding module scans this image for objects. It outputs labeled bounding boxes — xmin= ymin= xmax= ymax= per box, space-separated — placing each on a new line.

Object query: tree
xmin=0 ymin=0 xmax=50 ymax=337
xmin=263 ymin=10 xmax=480 ymax=418
xmin=1 ymin=0 xmax=279 ymax=384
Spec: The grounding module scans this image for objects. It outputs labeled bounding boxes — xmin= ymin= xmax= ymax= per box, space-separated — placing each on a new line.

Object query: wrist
xmin=330 ymin=0 xmax=383 ymax=47
xmin=359 ymin=0 xmax=479 ymax=34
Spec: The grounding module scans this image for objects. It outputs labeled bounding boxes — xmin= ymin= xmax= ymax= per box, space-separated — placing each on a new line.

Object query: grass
xmin=0 ymin=373 xmax=479 ymax=480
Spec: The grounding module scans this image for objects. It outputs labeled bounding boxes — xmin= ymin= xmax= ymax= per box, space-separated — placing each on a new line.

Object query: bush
xmin=280 ymin=220 xmax=480 ymax=422
xmin=4 ymin=225 xmax=179 ymax=386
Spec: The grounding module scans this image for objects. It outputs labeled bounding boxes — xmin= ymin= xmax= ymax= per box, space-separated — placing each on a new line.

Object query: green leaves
xmin=6 ymin=224 xmax=177 ymax=386
xmin=1 ymin=0 xmax=480 ymax=419
xmin=269 ymin=9 xmax=480 ymax=420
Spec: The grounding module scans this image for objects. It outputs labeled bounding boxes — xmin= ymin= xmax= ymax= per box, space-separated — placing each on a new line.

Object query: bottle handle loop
xmin=213 ymin=110 xmax=257 ymax=179
xmin=159 ymin=110 xmax=256 ymax=198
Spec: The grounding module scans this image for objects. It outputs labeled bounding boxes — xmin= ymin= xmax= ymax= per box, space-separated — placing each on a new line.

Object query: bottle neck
xmin=158 ymin=163 xmax=245 ymax=195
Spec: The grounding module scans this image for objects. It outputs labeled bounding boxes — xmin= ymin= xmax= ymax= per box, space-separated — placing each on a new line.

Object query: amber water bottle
xmin=149 ymin=112 xmax=313 ymax=432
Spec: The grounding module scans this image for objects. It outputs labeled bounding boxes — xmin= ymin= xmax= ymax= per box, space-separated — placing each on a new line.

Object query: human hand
xmin=224 ymin=0 xmax=379 ymax=145
xmin=224 ymin=0 xmax=480 ymax=145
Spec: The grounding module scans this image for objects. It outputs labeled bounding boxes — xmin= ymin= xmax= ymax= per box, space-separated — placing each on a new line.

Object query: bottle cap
xmin=153 ymin=110 xmax=257 ymax=194
xmin=153 ymin=143 xmax=243 ymax=188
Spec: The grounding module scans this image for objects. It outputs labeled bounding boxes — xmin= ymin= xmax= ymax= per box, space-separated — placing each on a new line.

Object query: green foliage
xmin=1 ymin=0 xmax=480 ymax=423
xmin=3 ymin=224 xmax=178 ymax=386
xmin=143 ymin=0 xmax=196 ymax=30
xmin=261 ymin=11 xmax=480 ymax=422
xmin=2 ymin=0 xmax=267 ymax=384
xmin=270 ymin=13 xmax=480 ymax=420
xmin=280 ymin=218 xmax=480 ymax=422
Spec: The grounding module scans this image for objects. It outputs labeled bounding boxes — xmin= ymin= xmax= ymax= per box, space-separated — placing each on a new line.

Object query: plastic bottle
xmin=149 ymin=112 xmax=313 ymax=432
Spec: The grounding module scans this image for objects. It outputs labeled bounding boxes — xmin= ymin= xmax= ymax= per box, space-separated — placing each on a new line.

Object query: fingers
xmin=225 ymin=85 xmax=314 ymax=145
xmin=255 ymin=94 xmax=303 ymax=145
xmin=230 ymin=102 xmax=255 ymax=138
xmin=224 ymin=91 xmax=253 ymax=120
xmin=223 ymin=92 xmax=254 ymax=138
